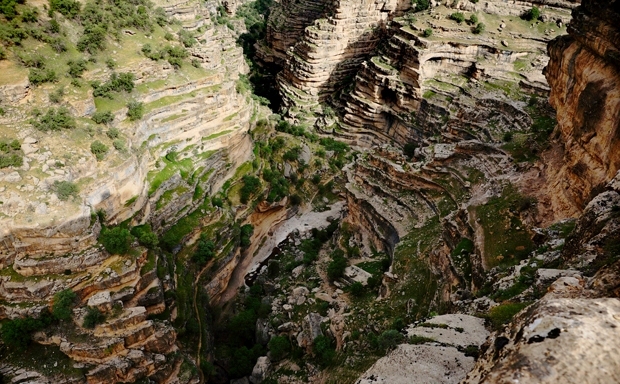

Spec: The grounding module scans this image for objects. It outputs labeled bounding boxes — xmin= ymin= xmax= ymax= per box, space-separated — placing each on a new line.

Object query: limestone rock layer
xmin=544 ymin=0 xmax=620 ymax=210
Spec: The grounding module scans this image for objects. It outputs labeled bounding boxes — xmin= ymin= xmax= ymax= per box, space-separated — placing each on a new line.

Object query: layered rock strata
xmin=544 ymin=0 xmax=620 ymax=211
xmin=271 ymin=0 xmax=412 ymax=116
xmin=338 ymin=1 xmax=574 ymax=147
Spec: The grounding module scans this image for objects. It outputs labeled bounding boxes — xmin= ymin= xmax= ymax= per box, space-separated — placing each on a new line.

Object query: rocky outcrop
xmin=257 ymin=0 xmax=333 ymax=67
xmin=544 ymin=0 xmax=620 ymax=211
xmin=463 ymin=287 xmax=620 ymax=383
xmin=272 ymin=0 xmax=412 ymax=117
xmin=357 ymin=314 xmax=489 ymax=384
xmin=337 ymin=1 xmax=572 ymax=148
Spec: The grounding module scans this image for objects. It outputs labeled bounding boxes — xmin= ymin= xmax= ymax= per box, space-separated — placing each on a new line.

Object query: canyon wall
xmin=266 ymin=0 xmax=412 ymax=118
xmin=544 ymin=0 xmax=620 ymax=211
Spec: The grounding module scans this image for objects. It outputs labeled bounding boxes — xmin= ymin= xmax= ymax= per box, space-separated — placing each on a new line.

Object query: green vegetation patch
xmin=485 ymin=302 xmax=531 ymax=330
xmin=156 ymin=185 xmax=189 ymax=210
xmin=0 ymin=138 xmax=23 ymax=168
xmin=473 ymin=185 xmax=535 ymax=268
xmin=148 ymin=155 xmax=194 ymax=196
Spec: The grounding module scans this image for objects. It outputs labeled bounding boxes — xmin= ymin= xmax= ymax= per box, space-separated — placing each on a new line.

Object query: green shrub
xmin=48 ymin=88 xmax=64 ymax=103
xmin=450 ymin=12 xmax=465 ymax=23
xmin=422 ymin=28 xmax=432 ymax=37
xmin=126 ymin=101 xmax=144 ymax=121
xmin=503 ymin=132 xmax=513 ymax=142
xmin=83 ymin=306 xmax=105 ymax=328
xmin=52 ymin=180 xmax=79 ymax=200
xmin=486 ymin=302 xmax=530 ymax=330
xmin=240 ymin=224 xmax=253 ymax=247
xmin=212 ymin=196 xmax=224 ymax=208
xmin=409 ymin=334 xmax=434 ymax=344
xmin=378 ymin=329 xmax=404 ymax=351
xmin=92 ymin=111 xmax=114 ymax=125
xmin=131 ymin=224 xmax=159 ymax=249
xmin=314 ymin=335 xmax=335 ymax=366
xmin=178 ymin=29 xmax=196 ymax=47
xmin=473 ymin=22 xmax=485 ymax=34
xmin=193 ymin=234 xmax=215 ymax=265
xmin=92 ymin=72 xmax=135 ymax=98
xmin=0 ymin=153 xmax=22 ymax=168
xmin=31 ymin=107 xmax=76 ymax=131
xmin=106 ymin=127 xmax=120 ymax=138
xmin=349 ymin=281 xmax=365 ymax=297
xmin=105 ymin=58 xmax=116 ymax=69
xmin=268 ymin=335 xmax=290 ymax=361
xmin=414 ymin=0 xmax=429 ymax=12
xmin=67 ymin=58 xmax=88 ymax=78
xmin=52 ymin=289 xmax=77 ymax=321
xmin=1 ymin=314 xmax=53 ymax=350
xmin=100 ymin=226 xmax=134 ymax=255
xmin=0 ymin=21 xmax=27 ymax=45
xmin=112 ymin=139 xmax=125 ymax=151
xmin=90 ymin=140 xmax=108 ymax=161
xmin=240 ymin=175 xmax=261 ymax=204
xmin=28 ymin=68 xmax=57 ymax=85
xmin=391 ymin=317 xmax=406 ymax=332
xmin=327 ymin=250 xmax=347 ymax=281
xmin=0 ymin=138 xmax=23 ymax=168
xmin=468 ymin=14 xmax=478 ymax=25
xmin=49 ymin=0 xmax=81 ymax=18
xmin=0 ymin=0 xmax=21 ymax=19
xmin=21 ymin=7 xmax=39 ymax=22
xmin=522 ymin=6 xmax=540 ymax=21
xmin=77 ymin=24 xmax=106 ymax=53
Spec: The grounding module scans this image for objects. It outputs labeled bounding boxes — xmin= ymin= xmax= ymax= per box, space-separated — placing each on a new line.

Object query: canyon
xmin=0 ymin=0 xmax=618 ymax=383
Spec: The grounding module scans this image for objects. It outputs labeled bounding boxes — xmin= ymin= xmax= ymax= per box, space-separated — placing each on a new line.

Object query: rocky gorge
xmin=0 ymin=0 xmax=619 ymax=383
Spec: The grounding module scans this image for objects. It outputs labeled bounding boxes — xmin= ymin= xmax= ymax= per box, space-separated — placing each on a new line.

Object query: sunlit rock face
xmin=544 ymin=0 xmax=620 ymax=211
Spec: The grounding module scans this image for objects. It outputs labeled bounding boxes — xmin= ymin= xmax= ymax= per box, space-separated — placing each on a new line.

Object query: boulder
xmin=297 ymin=312 xmax=324 ymax=349
xmin=249 ymin=356 xmax=271 ymax=384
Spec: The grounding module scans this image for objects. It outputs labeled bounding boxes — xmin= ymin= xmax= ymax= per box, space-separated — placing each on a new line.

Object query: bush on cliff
xmin=100 ymin=226 xmax=134 ymax=255
xmin=52 ymin=289 xmax=77 ymax=321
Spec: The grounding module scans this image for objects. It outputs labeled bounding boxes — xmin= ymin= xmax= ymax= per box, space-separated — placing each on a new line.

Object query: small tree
xmin=92 ymin=111 xmax=114 ymax=125
xmin=52 ymin=289 xmax=77 ymax=321
xmin=193 ymin=235 xmax=215 ymax=265
xmin=414 ymin=0 xmax=430 ymax=12
xmin=377 ymin=329 xmax=404 ymax=351
xmin=313 ymin=335 xmax=335 ymax=367
xmin=126 ymin=101 xmax=144 ymax=121
xmin=523 ymin=6 xmax=540 ymax=21
xmin=422 ymin=28 xmax=433 ymax=37
xmin=473 ymin=22 xmax=485 ymax=34
xmin=100 ymin=226 xmax=134 ymax=255
xmin=450 ymin=12 xmax=465 ymax=23
xmin=268 ymin=335 xmax=290 ymax=361
xmin=349 ymin=281 xmax=365 ymax=297
xmin=83 ymin=306 xmax=105 ymax=328
xmin=327 ymin=250 xmax=347 ymax=281
xmin=53 ymin=180 xmax=79 ymax=201
xmin=90 ymin=140 xmax=108 ymax=161
xmin=240 ymin=224 xmax=253 ymax=247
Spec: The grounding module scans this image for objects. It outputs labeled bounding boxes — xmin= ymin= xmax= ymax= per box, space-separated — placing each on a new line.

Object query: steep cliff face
xmin=461 ymin=1 xmax=620 ymax=382
xmin=267 ymin=0 xmax=412 ymax=118
xmin=544 ymin=0 xmax=620 ymax=212
xmin=0 ymin=0 xmax=253 ymax=270
xmin=0 ymin=0 xmax=256 ymax=381
xmin=337 ymin=1 xmax=574 ymax=148
xmin=257 ymin=0 xmax=333 ymax=67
